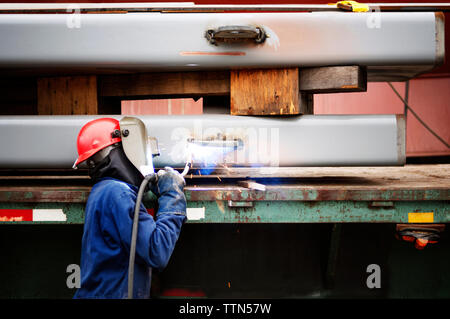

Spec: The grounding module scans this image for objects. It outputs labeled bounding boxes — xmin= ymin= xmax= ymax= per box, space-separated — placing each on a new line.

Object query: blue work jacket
xmin=74 ymin=177 xmax=186 ymax=299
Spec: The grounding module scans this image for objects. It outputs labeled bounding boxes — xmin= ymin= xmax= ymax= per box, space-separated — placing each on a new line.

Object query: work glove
xmin=151 ymin=167 xmax=187 ymax=217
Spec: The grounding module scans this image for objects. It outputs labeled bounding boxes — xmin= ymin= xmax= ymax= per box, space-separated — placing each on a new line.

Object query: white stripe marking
xmin=186 ymin=207 xmax=205 ymax=221
xmin=33 ymin=209 xmax=67 ymax=222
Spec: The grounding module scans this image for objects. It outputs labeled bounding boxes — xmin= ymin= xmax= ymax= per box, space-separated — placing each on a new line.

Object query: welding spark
xmin=184 ymin=140 xmax=240 ymax=176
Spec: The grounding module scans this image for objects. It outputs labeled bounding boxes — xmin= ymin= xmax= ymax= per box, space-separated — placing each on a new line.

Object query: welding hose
xmin=128 ymin=159 xmax=190 ymax=299
xmin=180 ymin=161 xmax=192 ymax=177
xmin=127 ymin=173 xmax=157 ymax=299
xmin=180 ymin=152 xmax=193 ymax=177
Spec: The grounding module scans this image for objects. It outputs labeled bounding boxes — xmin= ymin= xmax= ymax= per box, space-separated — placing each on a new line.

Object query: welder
xmin=72 ymin=118 xmax=187 ymax=299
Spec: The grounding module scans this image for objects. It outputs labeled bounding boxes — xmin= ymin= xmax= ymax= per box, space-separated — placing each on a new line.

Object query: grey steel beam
xmin=0 ymin=12 xmax=443 ymax=80
xmin=0 ymin=3 xmax=449 ymax=13
xmin=0 ymin=115 xmax=405 ymax=169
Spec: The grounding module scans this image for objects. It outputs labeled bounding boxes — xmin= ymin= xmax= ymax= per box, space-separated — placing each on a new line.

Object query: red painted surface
xmin=314 ymin=78 xmax=450 ymax=157
xmin=122 ymin=98 xmax=203 ymax=115
xmin=0 ymin=209 xmax=33 ymax=222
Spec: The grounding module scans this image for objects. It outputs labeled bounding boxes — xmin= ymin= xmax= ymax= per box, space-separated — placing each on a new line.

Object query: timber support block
xmin=230 ymin=68 xmax=301 ymax=115
xmin=299 ymin=66 xmax=367 ymax=94
xmin=299 ymin=93 xmax=314 ymax=115
xmin=99 ymin=71 xmax=230 ymax=98
xmin=37 ymin=75 xmax=98 ymax=115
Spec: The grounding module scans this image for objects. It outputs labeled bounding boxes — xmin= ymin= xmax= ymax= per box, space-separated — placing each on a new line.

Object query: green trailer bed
xmin=0 ymin=164 xmax=448 ymax=224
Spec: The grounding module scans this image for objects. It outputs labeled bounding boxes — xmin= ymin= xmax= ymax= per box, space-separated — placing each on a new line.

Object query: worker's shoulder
xmin=92 ymin=177 xmax=137 ymax=199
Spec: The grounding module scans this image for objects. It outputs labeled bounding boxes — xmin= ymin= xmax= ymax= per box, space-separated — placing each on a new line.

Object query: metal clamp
xmin=205 ymin=26 xmax=267 ymax=45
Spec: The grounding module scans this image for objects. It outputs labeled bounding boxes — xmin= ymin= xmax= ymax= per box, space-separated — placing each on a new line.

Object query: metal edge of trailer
xmin=1 ymin=184 xmax=449 ymax=203
xmin=0 ymin=199 xmax=448 ymax=224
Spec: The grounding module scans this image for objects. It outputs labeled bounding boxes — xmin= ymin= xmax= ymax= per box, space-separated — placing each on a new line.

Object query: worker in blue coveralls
xmin=72 ymin=118 xmax=187 ymax=299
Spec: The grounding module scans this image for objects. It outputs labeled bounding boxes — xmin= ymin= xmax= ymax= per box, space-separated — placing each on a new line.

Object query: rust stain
xmin=216 ymin=200 xmax=225 ymax=214
xmin=306 ymin=201 xmax=317 ymax=208
xmin=180 ymin=51 xmax=246 ymax=56
xmin=435 ymin=11 xmax=445 ymax=24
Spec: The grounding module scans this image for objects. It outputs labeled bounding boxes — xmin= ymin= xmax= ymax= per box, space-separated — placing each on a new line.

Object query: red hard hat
xmin=73 ymin=118 xmax=122 ymax=168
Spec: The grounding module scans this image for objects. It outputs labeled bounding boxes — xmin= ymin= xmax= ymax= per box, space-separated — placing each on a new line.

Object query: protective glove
xmin=151 ymin=167 xmax=187 ymax=217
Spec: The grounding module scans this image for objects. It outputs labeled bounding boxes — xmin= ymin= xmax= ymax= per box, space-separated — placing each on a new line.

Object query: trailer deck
xmin=1 ymin=164 xmax=448 ymax=224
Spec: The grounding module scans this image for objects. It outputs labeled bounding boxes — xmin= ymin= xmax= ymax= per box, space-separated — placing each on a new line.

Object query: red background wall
xmin=314 ymin=79 xmax=450 ymax=157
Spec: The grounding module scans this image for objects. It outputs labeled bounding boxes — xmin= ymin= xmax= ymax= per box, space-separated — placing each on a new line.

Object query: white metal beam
xmin=0 ymin=12 xmax=443 ymax=80
xmin=0 ymin=115 xmax=405 ymax=169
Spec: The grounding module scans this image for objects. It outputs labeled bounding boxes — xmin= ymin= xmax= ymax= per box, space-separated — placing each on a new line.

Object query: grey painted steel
xmin=0 ymin=115 xmax=405 ymax=169
xmin=0 ymin=12 xmax=442 ymax=80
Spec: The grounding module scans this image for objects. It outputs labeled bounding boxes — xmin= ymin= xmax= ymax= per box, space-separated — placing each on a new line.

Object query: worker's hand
xmin=151 ymin=167 xmax=186 ymax=197
xmin=151 ymin=167 xmax=187 ymax=217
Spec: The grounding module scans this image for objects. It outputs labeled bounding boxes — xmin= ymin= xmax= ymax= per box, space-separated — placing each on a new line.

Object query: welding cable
xmin=127 ymin=173 xmax=157 ymax=299
xmin=387 ymin=82 xmax=450 ymax=149
xmin=180 ymin=151 xmax=193 ymax=177
xmin=180 ymin=161 xmax=192 ymax=177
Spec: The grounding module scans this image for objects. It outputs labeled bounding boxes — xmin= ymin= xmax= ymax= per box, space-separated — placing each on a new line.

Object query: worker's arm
xmin=104 ymin=170 xmax=186 ymax=270
xmin=148 ymin=167 xmax=187 ymax=269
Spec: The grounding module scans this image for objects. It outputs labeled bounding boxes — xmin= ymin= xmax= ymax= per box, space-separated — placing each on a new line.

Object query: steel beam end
xmin=435 ymin=12 xmax=446 ymax=68
xmin=396 ymin=114 xmax=406 ymax=165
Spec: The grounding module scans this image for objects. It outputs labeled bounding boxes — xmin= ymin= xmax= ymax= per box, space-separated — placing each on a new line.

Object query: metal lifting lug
xmin=205 ymin=25 xmax=267 ymax=45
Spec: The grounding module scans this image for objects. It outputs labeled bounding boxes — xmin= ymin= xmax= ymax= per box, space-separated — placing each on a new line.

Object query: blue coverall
xmin=74 ymin=175 xmax=186 ymax=299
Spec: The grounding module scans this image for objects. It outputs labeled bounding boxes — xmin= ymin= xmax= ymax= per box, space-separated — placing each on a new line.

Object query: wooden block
xmin=37 ymin=76 xmax=98 ymax=115
xmin=299 ymin=93 xmax=314 ymax=114
xmin=299 ymin=66 xmax=367 ymax=94
xmin=99 ymin=71 xmax=229 ymax=98
xmin=230 ymin=68 xmax=299 ymax=115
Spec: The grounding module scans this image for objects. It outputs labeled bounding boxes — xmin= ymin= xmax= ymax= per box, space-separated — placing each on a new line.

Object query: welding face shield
xmin=118 ymin=116 xmax=158 ymax=177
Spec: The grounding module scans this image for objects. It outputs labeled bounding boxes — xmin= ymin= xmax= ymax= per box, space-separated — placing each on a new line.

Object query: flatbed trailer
xmin=1 ymin=164 xmax=448 ymax=224
xmin=0 ymin=164 xmax=449 ymax=298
